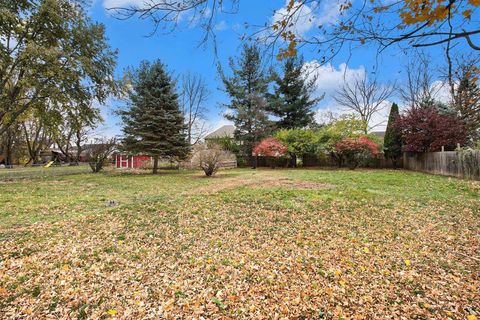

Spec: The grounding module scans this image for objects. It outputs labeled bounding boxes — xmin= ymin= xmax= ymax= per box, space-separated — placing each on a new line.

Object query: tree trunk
xmin=291 ymin=154 xmax=297 ymax=168
xmin=153 ymin=156 xmax=159 ymax=174
xmin=4 ymin=128 xmax=14 ymax=168
xmin=75 ymin=129 xmax=82 ymax=165
xmin=251 ymin=155 xmax=257 ymax=169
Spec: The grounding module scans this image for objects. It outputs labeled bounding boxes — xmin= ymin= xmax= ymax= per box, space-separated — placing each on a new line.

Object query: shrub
xmin=253 ymin=137 xmax=288 ymax=168
xmin=315 ymin=115 xmax=367 ymax=166
xmin=275 ymin=129 xmax=317 ymax=167
xmin=86 ymin=138 xmax=117 ymax=173
xmin=395 ymin=106 xmax=468 ymax=152
xmin=198 ymin=144 xmax=224 ymax=177
xmin=335 ymin=136 xmax=380 ymax=169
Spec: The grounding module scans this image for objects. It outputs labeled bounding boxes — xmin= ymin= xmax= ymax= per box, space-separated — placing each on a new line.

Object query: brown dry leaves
xmin=0 ymin=170 xmax=479 ymax=319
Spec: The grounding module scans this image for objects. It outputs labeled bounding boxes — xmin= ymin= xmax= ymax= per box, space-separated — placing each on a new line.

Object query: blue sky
xmin=88 ymin=0 xmax=458 ymax=137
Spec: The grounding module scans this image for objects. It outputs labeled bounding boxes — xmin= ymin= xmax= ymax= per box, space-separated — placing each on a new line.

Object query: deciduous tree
xmin=275 ymin=128 xmax=317 ymax=167
xmin=333 ymin=75 xmax=395 ymax=134
xmin=111 ymin=0 xmax=480 ymax=64
xmin=180 ymin=73 xmax=210 ymax=145
xmin=0 ymin=0 xmax=118 ymax=136
xmin=395 ymin=106 xmax=468 ymax=152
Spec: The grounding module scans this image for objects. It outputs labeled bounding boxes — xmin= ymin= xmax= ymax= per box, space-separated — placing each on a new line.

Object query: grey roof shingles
xmin=204 ymin=125 xmax=235 ymax=139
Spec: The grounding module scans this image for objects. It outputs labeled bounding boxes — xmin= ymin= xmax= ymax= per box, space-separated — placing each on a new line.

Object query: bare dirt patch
xmin=193 ymin=173 xmax=334 ymax=194
xmin=253 ymin=177 xmax=334 ymax=190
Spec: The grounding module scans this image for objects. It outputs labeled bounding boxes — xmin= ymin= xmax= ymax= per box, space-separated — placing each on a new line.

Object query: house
xmin=115 ymin=154 xmax=153 ymax=169
xmin=371 ymin=131 xmax=386 ymax=141
xmin=204 ymin=125 xmax=235 ymax=141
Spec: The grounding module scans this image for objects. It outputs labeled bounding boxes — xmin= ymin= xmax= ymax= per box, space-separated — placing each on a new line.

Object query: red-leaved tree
xmin=253 ymin=137 xmax=288 ymax=168
xmin=335 ymin=136 xmax=380 ymax=169
xmin=395 ymin=107 xmax=468 ymax=152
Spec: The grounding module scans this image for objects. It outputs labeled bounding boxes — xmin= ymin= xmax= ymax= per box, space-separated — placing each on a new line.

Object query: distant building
xmin=115 ymin=154 xmax=153 ymax=169
xmin=204 ymin=125 xmax=235 ymax=141
xmin=371 ymin=131 xmax=386 ymax=140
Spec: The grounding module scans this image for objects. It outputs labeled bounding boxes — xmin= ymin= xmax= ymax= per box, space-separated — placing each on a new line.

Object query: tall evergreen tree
xmin=220 ymin=44 xmax=271 ymax=167
xmin=120 ymin=60 xmax=189 ymax=174
xmin=269 ymin=56 xmax=322 ymax=129
xmin=453 ymin=75 xmax=480 ymax=143
xmin=383 ymin=103 xmax=403 ymax=168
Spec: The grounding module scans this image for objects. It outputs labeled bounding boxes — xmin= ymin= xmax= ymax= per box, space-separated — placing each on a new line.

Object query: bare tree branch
xmin=333 ymin=74 xmax=395 ymax=133
xmin=180 ymin=72 xmax=211 ymax=144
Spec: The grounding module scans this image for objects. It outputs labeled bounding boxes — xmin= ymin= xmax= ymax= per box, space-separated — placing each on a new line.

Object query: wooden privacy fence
xmin=237 ymin=151 xmax=480 ymax=180
xmin=243 ymin=154 xmax=400 ymax=169
xmin=403 ymin=150 xmax=480 ymax=180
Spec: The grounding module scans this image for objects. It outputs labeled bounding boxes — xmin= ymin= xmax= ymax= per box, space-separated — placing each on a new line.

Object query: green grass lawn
xmin=0 ymin=168 xmax=478 ymax=319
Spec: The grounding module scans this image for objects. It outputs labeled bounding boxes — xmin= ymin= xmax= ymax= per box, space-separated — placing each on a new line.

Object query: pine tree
xmin=220 ymin=44 xmax=271 ymax=167
xmin=120 ymin=60 xmax=189 ymax=174
xmin=269 ymin=56 xmax=322 ymax=129
xmin=453 ymin=75 xmax=480 ymax=143
xmin=383 ymin=103 xmax=403 ymax=168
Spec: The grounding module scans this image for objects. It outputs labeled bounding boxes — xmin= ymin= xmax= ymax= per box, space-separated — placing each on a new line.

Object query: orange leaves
xmin=463 ymin=9 xmax=473 ymax=19
xmin=0 ymin=287 xmax=8 ymax=298
xmin=276 ymin=31 xmax=298 ymax=61
xmin=339 ymin=1 xmax=353 ymax=12
xmin=286 ymin=0 xmax=296 ymax=12
xmin=1 ymin=170 xmax=479 ymax=318
xmin=400 ymin=0 xmax=478 ymax=29
xmin=373 ymin=0 xmax=477 ymax=28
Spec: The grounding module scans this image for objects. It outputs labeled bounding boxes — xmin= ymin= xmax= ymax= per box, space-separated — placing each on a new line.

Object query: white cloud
xmin=303 ymin=61 xmax=365 ymax=98
xmin=316 ymin=100 xmax=392 ymax=132
xmin=103 ymin=0 xmax=144 ymax=8
xmin=431 ymin=80 xmax=452 ymax=104
xmin=304 ymin=61 xmax=394 ymax=132
xmin=272 ymin=0 xmax=342 ymax=38
xmin=214 ymin=20 xmax=228 ymax=31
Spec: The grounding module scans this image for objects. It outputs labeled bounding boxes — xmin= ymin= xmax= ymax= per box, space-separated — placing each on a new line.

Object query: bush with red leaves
xmin=253 ymin=138 xmax=288 ymax=157
xmin=335 ymin=136 xmax=380 ymax=169
xmin=395 ymin=107 xmax=468 ymax=152
xmin=253 ymin=138 xmax=288 ymax=168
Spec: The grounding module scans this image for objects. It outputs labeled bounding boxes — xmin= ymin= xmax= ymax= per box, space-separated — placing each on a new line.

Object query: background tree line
xmin=0 ymin=0 xmax=118 ymax=166
xmin=217 ymin=43 xmax=480 ymax=169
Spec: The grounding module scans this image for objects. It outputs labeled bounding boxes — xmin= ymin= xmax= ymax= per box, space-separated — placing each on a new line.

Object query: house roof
xmin=204 ymin=125 xmax=235 ymax=139
xmin=371 ymin=131 xmax=386 ymax=139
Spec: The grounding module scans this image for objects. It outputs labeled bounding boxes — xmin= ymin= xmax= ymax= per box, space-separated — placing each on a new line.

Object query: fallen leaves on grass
xmin=0 ymin=169 xmax=479 ymax=319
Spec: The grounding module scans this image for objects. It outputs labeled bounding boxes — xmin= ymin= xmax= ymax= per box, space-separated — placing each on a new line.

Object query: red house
xmin=115 ymin=154 xmax=152 ymax=169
